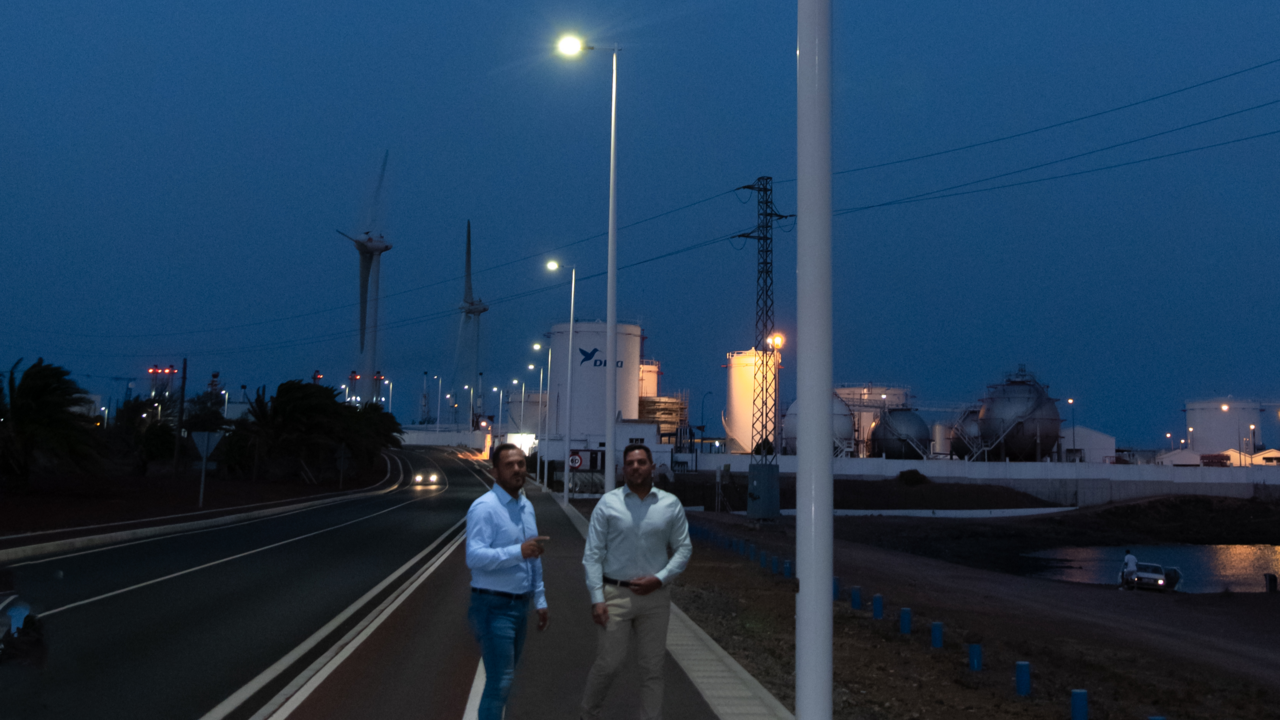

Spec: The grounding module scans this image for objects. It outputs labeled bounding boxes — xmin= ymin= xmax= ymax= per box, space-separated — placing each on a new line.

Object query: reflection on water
xmin=1028 ymin=545 xmax=1280 ymax=593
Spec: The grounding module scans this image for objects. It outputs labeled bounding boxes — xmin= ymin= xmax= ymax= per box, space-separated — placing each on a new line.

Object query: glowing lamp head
xmin=528 ymin=364 xmax=535 ymax=370
xmin=1222 ymin=404 xmax=1230 ymax=412
xmin=533 ymin=343 xmax=542 ymax=350
xmin=546 ymin=260 xmax=559 ymax=271
xmin=557 ymin=35 xmax=585 ymax=56
xmin=767 ymin=333 xmax=785 ymax=349
xmin=1068 ymin=398 xmax=1074 ymax=405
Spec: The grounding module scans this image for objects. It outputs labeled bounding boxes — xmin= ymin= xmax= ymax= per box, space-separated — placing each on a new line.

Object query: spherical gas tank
xmin=869 ymin=409 xmax=930 ymax=460
xmin=977 ymin=367 xmax=1061 ymax=461
xmin=782 ymin=395 xmax=855 ymax=454
xmin=949 ymin=409 xmax=981 ymax=459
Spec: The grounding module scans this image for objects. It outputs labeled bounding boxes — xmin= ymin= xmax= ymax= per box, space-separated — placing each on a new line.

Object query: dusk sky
xmin=4 ymin=1 xmax=1278 ymax=448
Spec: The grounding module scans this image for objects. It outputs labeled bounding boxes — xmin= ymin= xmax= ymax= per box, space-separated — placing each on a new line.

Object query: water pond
xmin=1026 ymin=545 xmax=1280 ymax=593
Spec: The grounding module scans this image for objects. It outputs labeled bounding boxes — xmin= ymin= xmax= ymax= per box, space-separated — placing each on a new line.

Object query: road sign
xmin=191 ymin=431 xmax=224 ymax=460
xmin=569 ymin=450 xmax=602 ymax=472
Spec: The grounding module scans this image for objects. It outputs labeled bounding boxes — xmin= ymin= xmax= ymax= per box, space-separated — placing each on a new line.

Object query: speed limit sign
xmin=569 ymin=452 xmax=583 ymax=469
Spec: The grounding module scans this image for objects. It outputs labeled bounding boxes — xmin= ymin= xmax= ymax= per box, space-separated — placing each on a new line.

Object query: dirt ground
xmin=674 ymin=510 xmax=1280 ymax=720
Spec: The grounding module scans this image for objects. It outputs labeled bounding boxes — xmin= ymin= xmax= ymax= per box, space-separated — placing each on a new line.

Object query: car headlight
xmin=1158 ymin=579 xmax=1164 ymax=584
xmin=414 ymin=474 xmax=423 ymax=483
xmin=429 ymin=473 xmax=439 ymax=483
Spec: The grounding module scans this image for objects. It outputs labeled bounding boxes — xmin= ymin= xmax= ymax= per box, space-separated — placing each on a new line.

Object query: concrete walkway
xmin=498 ymin=483 xmax=791 ymax=720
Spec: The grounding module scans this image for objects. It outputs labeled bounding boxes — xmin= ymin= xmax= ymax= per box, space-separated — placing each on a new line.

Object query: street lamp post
xmin=548 ymin=261 xmax=576 ymax=503
xmin=494 ymin=387 xmax=504 ymax=439
xmin=1067 ymin=398 xmax=1076 ymax=461
xmin=558 ymin=35 xmax=620 ymax=493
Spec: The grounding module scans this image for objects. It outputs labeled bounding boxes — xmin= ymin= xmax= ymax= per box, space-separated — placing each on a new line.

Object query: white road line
xmin=462 ymin=660 xmax=485 ymax=720
xmin=12 ymin=452 xmax=402 ymax=568
xmin=41 ymin=493 xmax=437 ymax=617
xmin=198 ymin=517 xmax=466 ymax=720
xmin=260 ymin=530 xmax=468 ymax=719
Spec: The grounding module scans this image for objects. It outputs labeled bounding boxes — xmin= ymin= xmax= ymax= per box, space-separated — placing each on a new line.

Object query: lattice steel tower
xmin=738 ymin=177 xmax=791 ymax=519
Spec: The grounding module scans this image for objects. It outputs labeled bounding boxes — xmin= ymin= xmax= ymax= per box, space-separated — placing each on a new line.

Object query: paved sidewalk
xmin=500 ymin=483 xmax=793 ymax=720
xmin=501 ymin=484 xmax=716 ymax=719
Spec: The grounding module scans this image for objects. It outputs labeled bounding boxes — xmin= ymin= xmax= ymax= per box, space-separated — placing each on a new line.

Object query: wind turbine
xmin=453 ymin=221 xmax=488 ymax=427
xmin=338 ymin=151 xmax=392 ymax=406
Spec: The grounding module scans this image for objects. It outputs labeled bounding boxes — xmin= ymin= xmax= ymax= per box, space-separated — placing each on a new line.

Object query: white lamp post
xmin=548 ymin=260 xmax=576 ymax=503
xmin=558 ymin=35 xmax=620 ymax=492
xmin=796 ymin=0 xmax=834 ymax=714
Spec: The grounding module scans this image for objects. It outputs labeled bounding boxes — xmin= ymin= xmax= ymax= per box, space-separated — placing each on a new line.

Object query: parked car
xmin=1118 ymin=562 xmax=1181 ymax=592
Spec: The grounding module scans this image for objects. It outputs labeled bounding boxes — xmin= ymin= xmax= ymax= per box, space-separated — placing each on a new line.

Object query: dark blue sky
xmin=4 ymin=1 xmax=1278 ymax=447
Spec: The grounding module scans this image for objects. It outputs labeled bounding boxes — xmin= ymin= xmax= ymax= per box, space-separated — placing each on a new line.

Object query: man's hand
xmin=536 ymin=608 xmax=550 ymax=631
xmin=591 ymin=602 xmax=609 ymax=627
xmin=520 ymin=537 xmax=547 ymax=559
xmin=628 ymin=575 xmax=663 ymax=596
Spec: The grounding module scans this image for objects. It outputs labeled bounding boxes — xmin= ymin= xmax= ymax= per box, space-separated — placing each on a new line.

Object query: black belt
xmin=471 ymin=587 xmax=531 ymax=601
xmin=603 ymin=576 xmax=633 ymax=588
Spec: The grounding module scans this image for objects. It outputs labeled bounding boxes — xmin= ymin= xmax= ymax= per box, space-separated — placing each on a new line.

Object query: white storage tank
xmin=639 ymin=359 xmax=661 ymax=398
xmin=724 ymin=350 xmax=779 ymax=453
xmin=544 ymin=322 xmax=642 ymax=447
xmin=1185 ymin=399 xmax=1264 ymax=454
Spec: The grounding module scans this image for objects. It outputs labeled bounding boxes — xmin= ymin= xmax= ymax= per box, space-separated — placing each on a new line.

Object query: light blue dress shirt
xmin=582 ymin=485 xmax=691 ymax=604
xmin=466 ymin=485 xmax=547 ymax=610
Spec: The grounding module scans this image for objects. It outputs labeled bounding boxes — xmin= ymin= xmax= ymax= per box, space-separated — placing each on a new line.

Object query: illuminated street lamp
xmin=548 ymin=260 xmax=576 ymax=502
xmin=1067 ymin=398 xmax=1076 ymax=459
xmin=557 ymin=34 xmax=620 ymax=492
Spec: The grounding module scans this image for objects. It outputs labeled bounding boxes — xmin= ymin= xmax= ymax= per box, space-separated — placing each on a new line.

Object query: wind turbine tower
xmin=454 ymin=221 xmax=488 ymax=426
xmin=339 ymin=152 xmax=393 ymax=405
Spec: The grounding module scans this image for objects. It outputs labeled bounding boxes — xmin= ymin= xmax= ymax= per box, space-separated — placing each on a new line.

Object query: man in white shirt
xmin=466 ymin=444 xmax=550 ymax=720
xmin=579 ymin=444 xmax=692 ymax=720
xmin=1122 ymin=550 xmax=1138 ymax=587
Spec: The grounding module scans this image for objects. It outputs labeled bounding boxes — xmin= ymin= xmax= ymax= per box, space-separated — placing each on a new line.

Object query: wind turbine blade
xmin=337 ymin=229 xmax=359 ymax=242
xmin=367 ymin=150 xmax=389 ymax=232
xmin=463 ymin=221 xmax=473 ymax=304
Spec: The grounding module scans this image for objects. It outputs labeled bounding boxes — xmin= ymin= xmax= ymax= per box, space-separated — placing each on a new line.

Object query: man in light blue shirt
xmin=579 ymin=444 xmax=691 ymax=720
xmin=466 ymin=443 xmax=549 ymax=720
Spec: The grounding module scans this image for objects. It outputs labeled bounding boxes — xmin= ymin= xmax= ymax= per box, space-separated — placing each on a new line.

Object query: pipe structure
xmin=796 ymin=0 xmax=834 ymax=715
xmin=604 ymin=47 xmax=619 ymax=493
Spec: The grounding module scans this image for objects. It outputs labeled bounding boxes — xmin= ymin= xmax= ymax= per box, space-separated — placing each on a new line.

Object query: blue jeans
xmin=468 ymin=591 xmax=530 ymax=720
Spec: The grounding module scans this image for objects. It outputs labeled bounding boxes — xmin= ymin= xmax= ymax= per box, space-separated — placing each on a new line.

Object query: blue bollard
xmin=899 ymin=607 xmax=912 ymax=635
xmin=968 ymin=644 xmax=983 ymax=672
xmin=930 ymin=621 xmax=943 ymax=648
xmin=850 ymin=586 xmax=862 ymax=610
xmin=784 ymin=560 xmax=793 ymax=578
xmin=872 ymin=594 xmax=884 ymax=619
xmin=1015 ymin=661 xmax=1031 ymax=696
xmin=1071 ymin=689 xmax=1088 ymax=720
xmin=832 ymin=576 xmax=840 ymax=601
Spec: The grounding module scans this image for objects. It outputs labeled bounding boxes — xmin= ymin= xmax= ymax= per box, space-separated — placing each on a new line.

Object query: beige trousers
xmin=579 ymin=584 xmax=671 ymax=720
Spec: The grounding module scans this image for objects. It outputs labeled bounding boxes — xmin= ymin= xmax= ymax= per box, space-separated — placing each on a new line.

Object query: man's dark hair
xmin=491 ymin=442 xmax=522 ymax=464
xmin=623 ymin=443 xmax=652 ymax=463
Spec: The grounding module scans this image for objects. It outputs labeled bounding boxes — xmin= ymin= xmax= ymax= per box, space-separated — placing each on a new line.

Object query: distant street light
xmin=548 ymin=260 xmax=576 ymax=502
xmin=1067 ymin=398 xmax=1076 ymax=459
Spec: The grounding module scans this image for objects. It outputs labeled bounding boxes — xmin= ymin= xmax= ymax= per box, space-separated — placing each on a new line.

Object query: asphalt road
xmin=0 ymin=446 xmax=489 ymax=720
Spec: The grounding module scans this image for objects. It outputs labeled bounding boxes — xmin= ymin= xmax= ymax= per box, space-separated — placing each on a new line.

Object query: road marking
xmin=197 ymin=517 xmax=467 ymax=720
xmin=12 ymin=451 xmax=402 ymax=568
xmin=462 ymin=660 xmax=485 ymax=720
xmin=259 ymin=530 xmax=468 ymax=719
xmin=41 ymin=492 xmax=439 ymax=617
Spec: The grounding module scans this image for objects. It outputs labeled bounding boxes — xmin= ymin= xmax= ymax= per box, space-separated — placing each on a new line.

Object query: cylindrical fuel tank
xmin=869 ymin=409 xmax=930 ymax=459
xmin=977 ymin=366 xmax=1061 ymax=461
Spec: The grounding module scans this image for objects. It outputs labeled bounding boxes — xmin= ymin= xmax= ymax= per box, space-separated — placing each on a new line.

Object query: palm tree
xmin=0 ymin=358 xmax=102 ymax=491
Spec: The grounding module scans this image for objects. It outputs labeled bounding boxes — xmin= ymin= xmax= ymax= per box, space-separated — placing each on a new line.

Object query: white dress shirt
xmin=582 ymin=484 xmax=692 ymax=604
xmin=466 ymin=485 xmax=547 ymax=610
